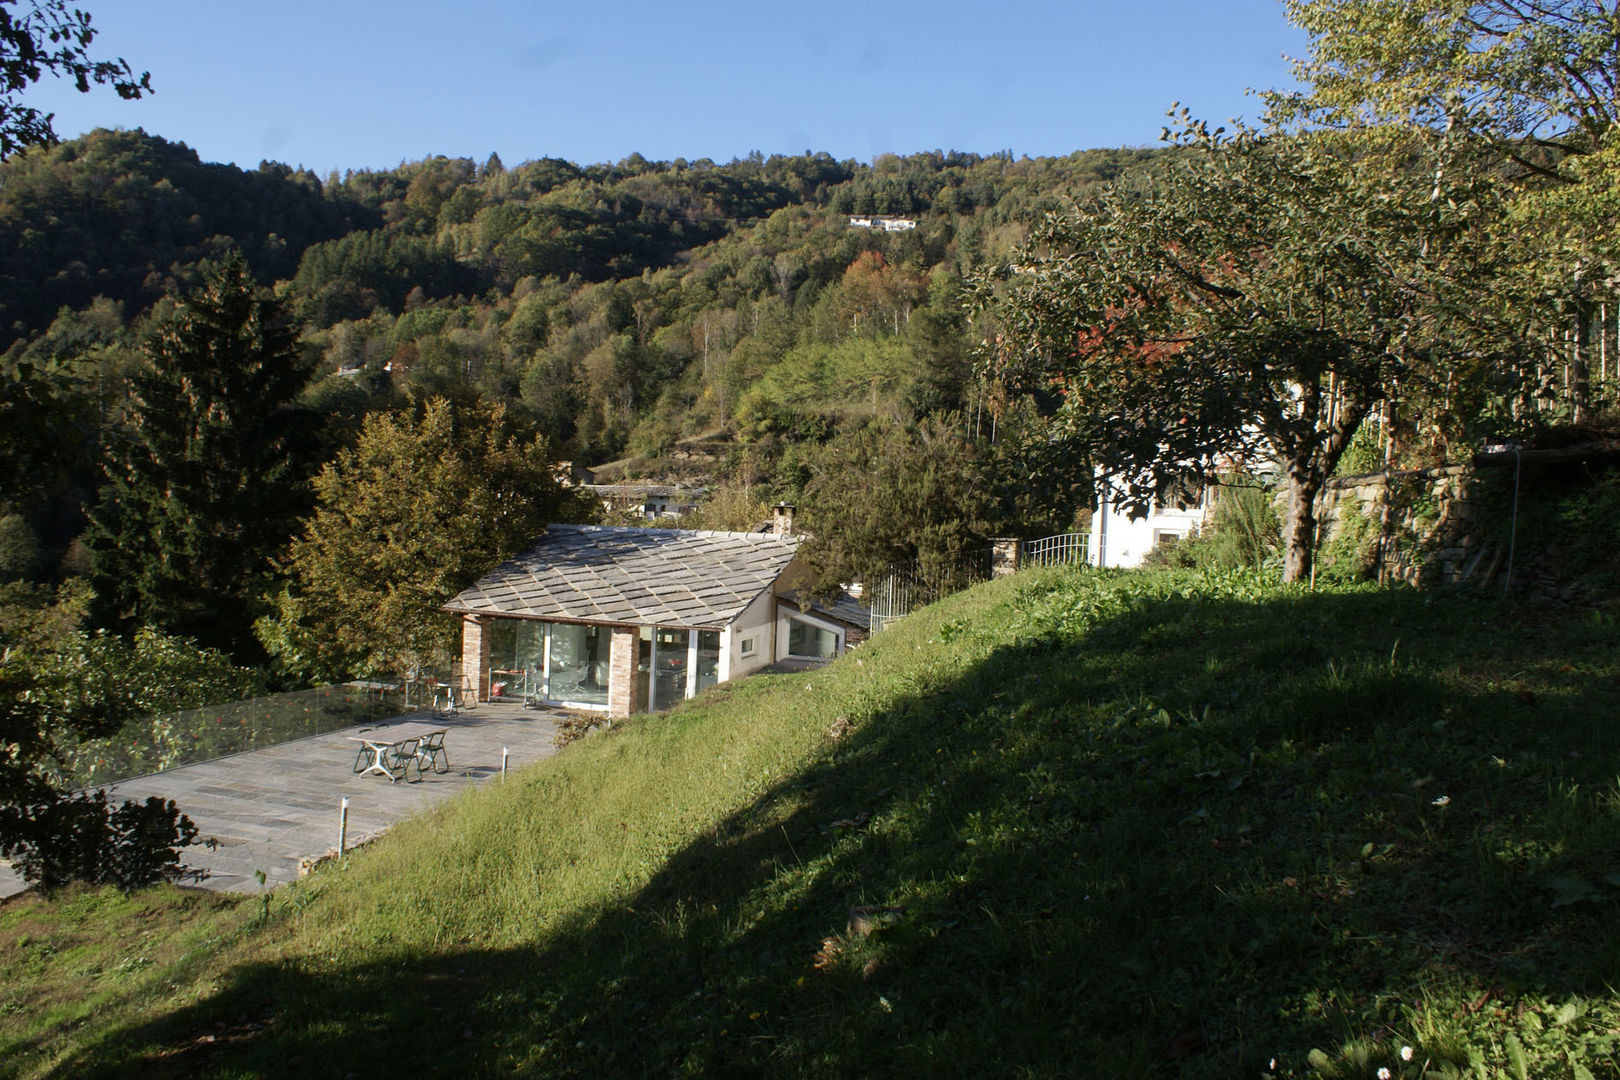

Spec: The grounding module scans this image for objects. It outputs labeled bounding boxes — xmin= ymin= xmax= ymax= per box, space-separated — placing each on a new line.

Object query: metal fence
xmin=1023 ymin=531 xmax=1090 ymax=568
xmin=867 ymin=547 xmax=994 ymax=631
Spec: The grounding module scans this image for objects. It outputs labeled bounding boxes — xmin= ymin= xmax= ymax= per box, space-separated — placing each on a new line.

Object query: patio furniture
xmin=385 ymin=737 xmax=422 ymax=783
xmin=430 ymin=681 xmax=460 ymax=719
xmin=348 ymin=724 xmax=446 ymax=783
xmin=417 ymin=730 xmax=449 ymax=774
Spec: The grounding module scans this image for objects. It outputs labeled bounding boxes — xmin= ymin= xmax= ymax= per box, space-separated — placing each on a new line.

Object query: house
xmin=1088 ymin=483 xmax=1213 ymax=568
xmin=584 ymin=483 xmax=706 ymax=520
xmin=848 ymin=215 xmax=917 ymax=232
xmin=446 ymin=516 xmax=866 ymax=718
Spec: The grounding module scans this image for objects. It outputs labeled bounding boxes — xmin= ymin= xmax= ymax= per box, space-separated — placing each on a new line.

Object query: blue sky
xmin=26 ymin=0 xmax=1309 ymax=176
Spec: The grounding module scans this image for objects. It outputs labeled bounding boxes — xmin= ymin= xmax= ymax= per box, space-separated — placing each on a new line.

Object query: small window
xmin=739 ymin=637 xmax=757 ymax=658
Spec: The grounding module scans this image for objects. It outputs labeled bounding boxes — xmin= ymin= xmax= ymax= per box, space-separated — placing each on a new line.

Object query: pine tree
xmin=86 ymin=252 xmax=313 ymax=657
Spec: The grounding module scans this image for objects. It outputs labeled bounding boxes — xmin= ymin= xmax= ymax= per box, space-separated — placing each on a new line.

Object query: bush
xmin=0 ymin=790 xmax=202 ymax=894
xmin=1142 ymin=481 xmax=1280 ymax=572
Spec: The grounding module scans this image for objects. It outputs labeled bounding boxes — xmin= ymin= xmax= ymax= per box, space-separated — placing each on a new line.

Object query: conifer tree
xmin=86 ymin=251 xmax=313 ymax=657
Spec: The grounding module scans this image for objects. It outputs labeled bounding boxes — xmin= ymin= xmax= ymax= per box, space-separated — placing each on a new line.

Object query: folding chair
xmin=417 ymin=731 xmax=449 ymax=774
xmin=383 ymin=737 xmax=421 ymax=783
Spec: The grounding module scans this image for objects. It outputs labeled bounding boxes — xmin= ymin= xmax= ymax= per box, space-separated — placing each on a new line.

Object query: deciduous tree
xmin=260 ymin=395 xmax=597 ymax=681
xmin=980 ymin=123 xmax=1507 ymax=582
xmin=0 ymin=0 xmax=148 ymax=158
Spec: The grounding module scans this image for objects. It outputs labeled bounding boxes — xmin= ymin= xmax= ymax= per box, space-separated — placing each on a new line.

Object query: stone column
xmin=608 ymin=626 xmax=637 ymax=720
xmin=991 ymin=537 xmax=1022 ymax=577
xmin=461 ymin=615 xmax=490 ymax=703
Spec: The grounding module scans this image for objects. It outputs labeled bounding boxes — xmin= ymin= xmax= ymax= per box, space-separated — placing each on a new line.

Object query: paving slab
xmin=0 ymin=702 xmax=565 ymax=899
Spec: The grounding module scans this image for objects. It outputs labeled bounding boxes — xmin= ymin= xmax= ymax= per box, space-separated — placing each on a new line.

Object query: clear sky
xmin=25 ymin=0 xmax=1309 ymax=176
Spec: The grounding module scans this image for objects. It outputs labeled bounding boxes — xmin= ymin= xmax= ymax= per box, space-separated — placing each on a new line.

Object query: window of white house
xmin=787 ymin=617 xmax=840 ymax=660
xmin=739 ymin=636 xmax=757 ymax=658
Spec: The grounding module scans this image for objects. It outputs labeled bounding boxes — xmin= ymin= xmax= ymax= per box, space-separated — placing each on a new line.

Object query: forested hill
xmin=0 ymin=129 xmax=1154 ymax=469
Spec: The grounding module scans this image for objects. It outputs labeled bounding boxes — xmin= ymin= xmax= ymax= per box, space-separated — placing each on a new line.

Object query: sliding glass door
xmin=487 ymin=620 xmax=609 ymax=708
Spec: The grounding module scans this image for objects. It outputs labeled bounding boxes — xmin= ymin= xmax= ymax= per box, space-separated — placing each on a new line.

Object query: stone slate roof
xmin=444 ymin=524 xmax=801 ymax=629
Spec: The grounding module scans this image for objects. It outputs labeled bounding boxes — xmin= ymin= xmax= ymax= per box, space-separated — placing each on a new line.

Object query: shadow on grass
xmin=45 ymin=583 xmax=1620 ymax=1078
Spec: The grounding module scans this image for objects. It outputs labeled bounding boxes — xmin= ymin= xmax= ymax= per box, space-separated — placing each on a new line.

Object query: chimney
xmin=772 ymin=502 xmax=796 ymax=538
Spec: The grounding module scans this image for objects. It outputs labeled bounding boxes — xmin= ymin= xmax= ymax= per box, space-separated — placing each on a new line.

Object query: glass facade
xmin=695 ymin=630 xmax=721 ymax=693
xmin=787 ymin=617 xmax=839 ymax=659
xmin=487 ymin=620 xmax=607 ymax=707
xmin=652 ymin=627 xmax=689 ymax=711
xmin=486 ymin=619 xmax=735 ymax=712
xmin=547 ymin=623 xmax=609 ymax=706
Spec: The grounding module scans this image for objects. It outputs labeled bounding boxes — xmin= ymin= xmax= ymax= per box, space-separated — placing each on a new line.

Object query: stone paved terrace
xmin=0 ymin=700 xmax=564 ymax=899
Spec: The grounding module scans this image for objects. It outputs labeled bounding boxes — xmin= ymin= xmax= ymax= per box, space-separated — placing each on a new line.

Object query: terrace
xmin=0 ymin=699 xmax=563 ymax=898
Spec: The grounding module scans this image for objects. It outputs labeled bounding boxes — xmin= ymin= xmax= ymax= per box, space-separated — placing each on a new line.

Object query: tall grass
xmin=5 ymin=567 xmax=1620 ymax=1078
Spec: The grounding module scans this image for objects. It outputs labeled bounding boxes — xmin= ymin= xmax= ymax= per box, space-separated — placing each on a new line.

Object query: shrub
xmin=0 ymin=790 xmax=202 ymax=895
xmin=1142 ymin=480 xmax=1280 ymax=572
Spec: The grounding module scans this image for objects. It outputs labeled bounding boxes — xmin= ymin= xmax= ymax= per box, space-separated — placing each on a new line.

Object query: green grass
xmin=5 ymin=566 xmax=1620 ymax=1077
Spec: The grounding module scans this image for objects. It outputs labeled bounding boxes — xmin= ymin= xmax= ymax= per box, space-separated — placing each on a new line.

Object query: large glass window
xmin=695 ymin=630 xmax=721 ymax=693
xmin=547 ymin=623 xmax=609 ymax=706
xmin=651 ymin=627 xmax=689 ymax=711
xmin=487 ymin=620 xmax=608 ymax=706
xmin=787 ymin=617 xmax=839 ymax=660
xmin=488 ymin=620 xmax=545 ymax=699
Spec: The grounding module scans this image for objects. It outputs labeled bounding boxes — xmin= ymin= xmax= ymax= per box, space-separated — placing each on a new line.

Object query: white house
xmin=446 ymin=523 xmax=867 ymax=718
xmin=1088 ymin=485 xmax=1213 ymax=568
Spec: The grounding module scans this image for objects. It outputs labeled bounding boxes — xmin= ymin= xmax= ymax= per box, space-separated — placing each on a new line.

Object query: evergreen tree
xmin=86 ymin=252 xmax=313 ymax=657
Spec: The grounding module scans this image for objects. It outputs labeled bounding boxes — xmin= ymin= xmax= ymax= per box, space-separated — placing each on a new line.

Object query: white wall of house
xmin=1089 ymin=492 xmax=1211 ymax=569
xmin=725 ymin=587 xmax=777 ymax=682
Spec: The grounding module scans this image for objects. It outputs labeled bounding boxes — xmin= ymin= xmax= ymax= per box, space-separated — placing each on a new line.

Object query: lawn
xmin=3 ymin=566 xmax=1619 ymax=1078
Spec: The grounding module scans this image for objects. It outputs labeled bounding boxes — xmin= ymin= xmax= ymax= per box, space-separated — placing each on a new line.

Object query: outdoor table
xmin=349 ymin=723 xmax=448 ymax=782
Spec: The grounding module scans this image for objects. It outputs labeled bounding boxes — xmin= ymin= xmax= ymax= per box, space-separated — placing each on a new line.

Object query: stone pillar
xmin=991 ymin=537 xmax=1022 ymax=577
xmin=461 ymin=615 xmax=490 ymax=703
xmin=608 ymin=626 xmax=637 ymax=720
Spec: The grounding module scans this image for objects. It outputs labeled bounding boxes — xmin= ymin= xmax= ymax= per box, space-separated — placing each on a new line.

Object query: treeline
xmin=0 ymin=133 xmax=1150 ymax=609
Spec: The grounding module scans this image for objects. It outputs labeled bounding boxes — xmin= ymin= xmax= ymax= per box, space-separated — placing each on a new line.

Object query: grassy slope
xmin=5 ymin=567 xmax=1620 ymax=1078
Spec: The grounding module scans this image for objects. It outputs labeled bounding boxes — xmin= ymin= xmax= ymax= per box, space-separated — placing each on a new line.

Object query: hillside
xmin=4 ymin=566 xmax=1620 ymax=1077
xmin=0 ymin=132 xmax=1154 ymax=473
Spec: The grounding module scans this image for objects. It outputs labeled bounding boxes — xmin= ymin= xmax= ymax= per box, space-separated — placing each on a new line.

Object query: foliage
xmin=0 ymin=790 xmax=198 ymax=894
xmin=0 ymin=130 xmax=362 ymax=345
xmin=84 ymin=252 xmax=314 ymax=658
xmin=676 ymin=480 xmax=773 ymax=532
xmin=0 ymin=0 xmax=148 ymax=158
xmin=0 ymin=583 xmax=258 ymax=893
xmin=979 ymin=122 xmax=1509 ymax=582
xmin=798 ymin=414 xmax=996 ymax=593
xmin=262 ymin=394 xmax=597 ymax=681
xmin=1277 ymin=0 xmax=1620 ymax=168
xmin=1143 ymin=479 xmax=1281 ymax=572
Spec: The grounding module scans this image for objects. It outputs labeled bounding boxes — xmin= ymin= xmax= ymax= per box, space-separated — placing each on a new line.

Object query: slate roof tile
xmin=444 ymin=525 xmax=801 ymax=629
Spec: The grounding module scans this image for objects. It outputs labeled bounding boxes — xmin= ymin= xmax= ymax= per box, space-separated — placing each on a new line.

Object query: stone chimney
xmin=772 ymin=502 xmax=796 ymax=538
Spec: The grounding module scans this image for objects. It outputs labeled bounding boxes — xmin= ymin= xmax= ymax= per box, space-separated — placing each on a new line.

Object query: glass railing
xmin=50 ymin=683 xmax=407 ymax=788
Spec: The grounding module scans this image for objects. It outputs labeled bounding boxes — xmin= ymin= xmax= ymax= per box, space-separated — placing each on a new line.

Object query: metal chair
xmin=416 ymin=731 xmax=449 ymax=774
xmin=383 ymin=738 xmax=421 ymax=783
xmin=430 ymin=681 xmax=459 ymax=719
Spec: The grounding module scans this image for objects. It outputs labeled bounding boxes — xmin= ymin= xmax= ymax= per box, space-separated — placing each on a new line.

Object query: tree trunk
xmin=1282 ymin=467 xmax=1323 ymax=584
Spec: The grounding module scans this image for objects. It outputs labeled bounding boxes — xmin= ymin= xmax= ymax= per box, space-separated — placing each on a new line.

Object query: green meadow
xmin=5 ymin=566 xmax=1620 ymax=1078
